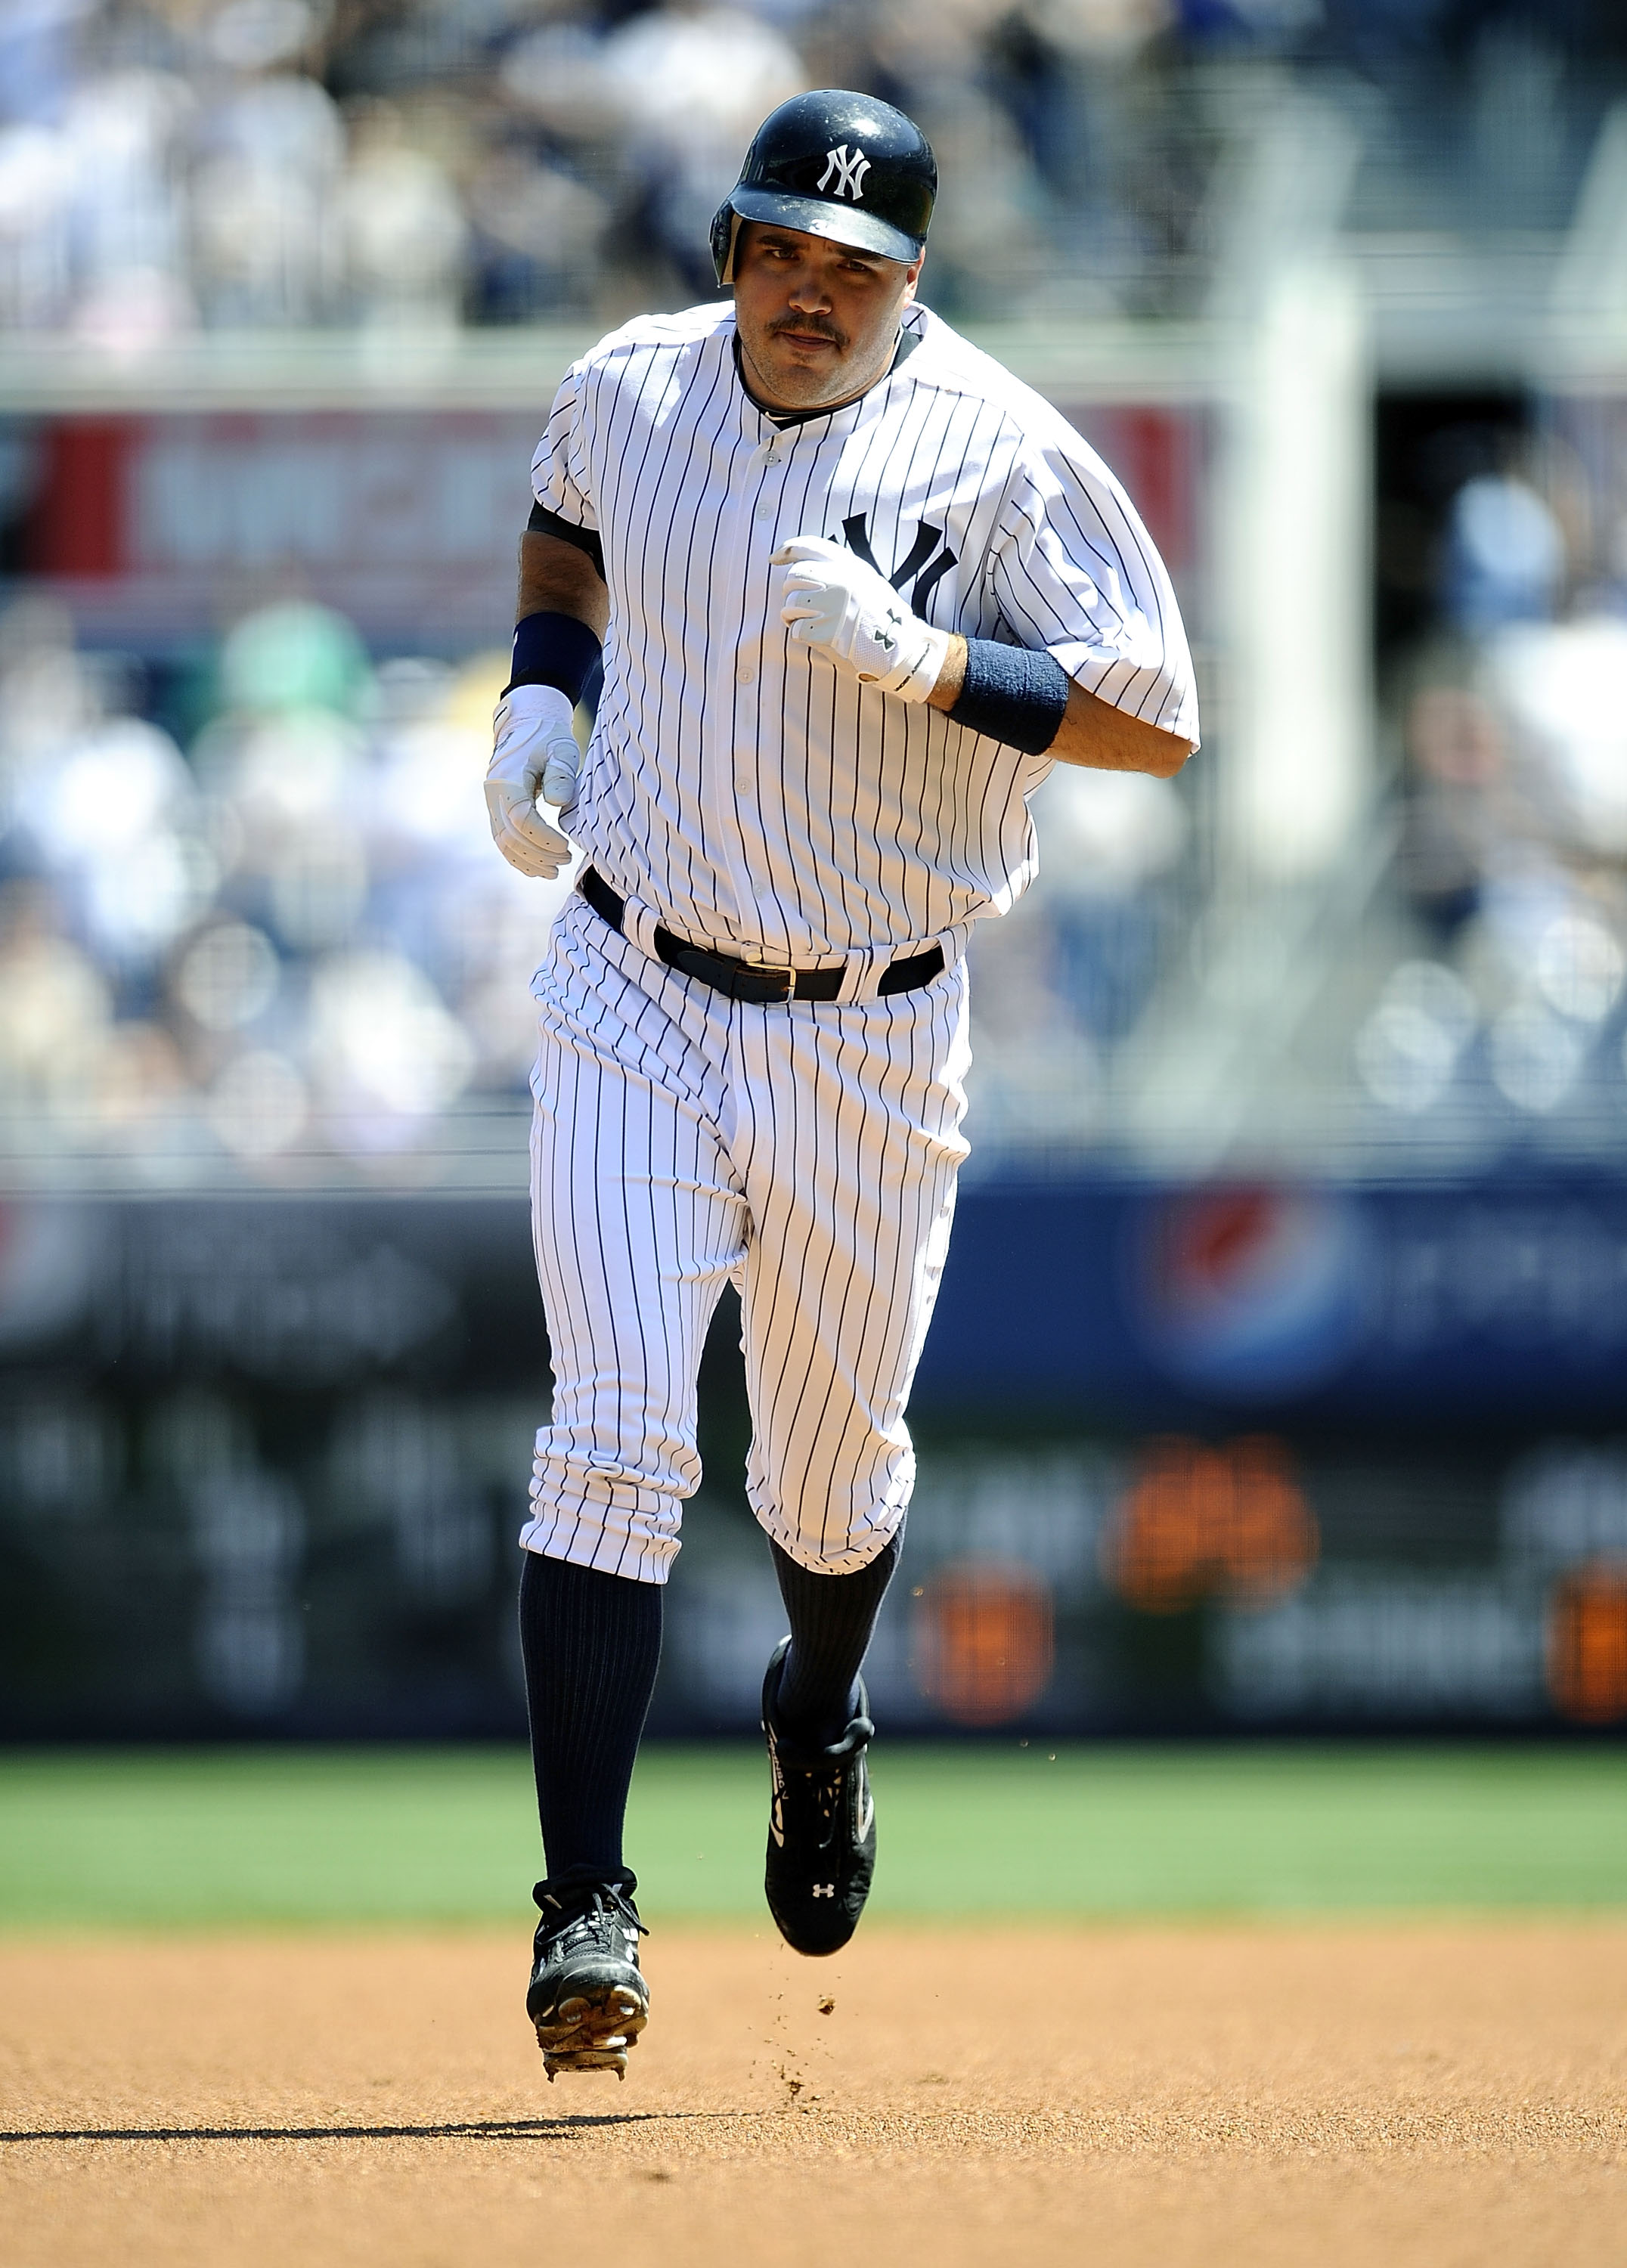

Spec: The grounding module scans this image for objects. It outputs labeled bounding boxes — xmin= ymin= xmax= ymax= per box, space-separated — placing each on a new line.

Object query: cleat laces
xmin=537 ymin=1882 xmax=646 ymax=1960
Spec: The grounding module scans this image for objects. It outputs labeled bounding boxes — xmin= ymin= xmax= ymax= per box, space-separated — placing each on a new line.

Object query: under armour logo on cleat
xmin=818 ymin=144 xmax=870 ymax=201
xmin=812 ymin=1883 xmax=835 ymax=1898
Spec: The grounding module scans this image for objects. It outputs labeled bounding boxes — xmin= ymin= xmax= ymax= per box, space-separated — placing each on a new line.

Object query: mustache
xmin=767 ymin=314 xmax=848 ymax=348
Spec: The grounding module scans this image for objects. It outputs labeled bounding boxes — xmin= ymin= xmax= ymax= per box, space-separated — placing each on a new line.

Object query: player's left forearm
xmin=925 ymin=634 xmax=1192 ymax=778
xmin=1047 ymin=677 xmax=1193 ymax=777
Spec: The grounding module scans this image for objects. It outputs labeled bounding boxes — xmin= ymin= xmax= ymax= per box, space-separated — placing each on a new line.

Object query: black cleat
xmin=525 ymin=1873 xmax=649 ymax=2080
xmin=761 ymin=1636 xmax=877 ymax=1957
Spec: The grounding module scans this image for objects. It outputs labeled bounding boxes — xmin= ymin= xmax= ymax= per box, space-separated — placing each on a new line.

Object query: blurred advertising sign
xmin=1134 ymin=1186 xmax=1373 ymax=1399
xmin=921 ymin=1176 xmax=1627 ymax=1424
xmin=1065 ymin=404 xmax=1204 ymax=594
xmin=8 ymin=398 xmax=1207 ymax=653
xmin=0 ymin=1201 xmax=97 ymax=1349
xmin=1546 ymin=1564 xmax=1627 ymax=1726
xmin=1099 ymin=1435 xmax=1318 ymax=1613
xmin=912 ymin=1560 xmax=1057 ymax=1727
xmin=17 ymin=411 xmax=541 ymax=649
xmin=3 ymin=1189 xmax=1626 ymax=1737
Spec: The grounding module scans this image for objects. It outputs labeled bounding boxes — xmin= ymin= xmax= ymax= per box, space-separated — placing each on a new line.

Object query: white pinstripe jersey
xmin=531 ymin=297 xmax=1198 ymax=965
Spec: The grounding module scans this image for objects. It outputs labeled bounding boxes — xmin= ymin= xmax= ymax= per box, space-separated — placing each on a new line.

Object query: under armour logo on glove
xmin=867 ymin=615 xmax=901 ymax=656
xmin=818 ymin=144 xmax=869 ymax=200
xmin=773 ymin=536 xmax=950 ymax=702
xmin=811 ymin=1883 xmax=835 ymax=1898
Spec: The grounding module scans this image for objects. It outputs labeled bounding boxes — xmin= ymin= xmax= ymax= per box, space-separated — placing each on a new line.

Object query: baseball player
xmin=485 ymin=89 xmax=1198 ymax=2080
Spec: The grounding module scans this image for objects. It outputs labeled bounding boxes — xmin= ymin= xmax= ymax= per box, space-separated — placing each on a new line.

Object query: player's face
xmin=732 ymin=222 xmax=922 ymax=412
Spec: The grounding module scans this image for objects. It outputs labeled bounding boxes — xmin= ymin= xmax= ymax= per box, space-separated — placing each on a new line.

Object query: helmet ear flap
xmin=711 ymin=204 xmax=741 ymax=286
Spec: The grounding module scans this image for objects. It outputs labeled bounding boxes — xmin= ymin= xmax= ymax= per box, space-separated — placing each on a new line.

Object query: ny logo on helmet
xmin=818 ymin=144 xmax=870 ymax=201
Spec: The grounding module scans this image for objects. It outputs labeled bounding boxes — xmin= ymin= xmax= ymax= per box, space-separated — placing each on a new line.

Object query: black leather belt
xmin=579 ymin=866 xmax=945 ymax=1006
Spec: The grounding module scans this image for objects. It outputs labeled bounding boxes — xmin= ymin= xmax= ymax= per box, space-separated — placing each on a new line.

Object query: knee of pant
xmin=525 ymin=1436 xmax=689 ymax=1582
xmin=752 ymin=1502 xmax=905 ymax=1578
xmin=520 ymin=1489 xmax=680 ymax=1583
xmin=747 ymin=1445 xmax=913 ymax=1576
xmin=536 ymin=1408 xmax=702 ymax=1507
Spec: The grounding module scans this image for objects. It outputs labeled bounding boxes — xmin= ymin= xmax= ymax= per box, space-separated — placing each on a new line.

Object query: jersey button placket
xmin=752 ymin=454 xmax=780 ymax=525
xmin=712 ymin=423 xmax=774 ymax=931
xmin=735 ymin=436 xmax=786 ymax=688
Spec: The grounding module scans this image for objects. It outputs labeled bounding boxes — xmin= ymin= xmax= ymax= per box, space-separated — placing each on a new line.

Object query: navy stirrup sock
xmin=768 ymin=1529 xmax=903 ymax=1747
xmin=519 ymin=1552 xmax=663 ymax=1885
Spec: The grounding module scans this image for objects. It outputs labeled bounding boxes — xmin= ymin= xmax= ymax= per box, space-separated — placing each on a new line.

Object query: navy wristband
xmin=506 ymin=611 xmax=603 ymax=702
xmin=948 ymin=639 xmax=1071 ymax=755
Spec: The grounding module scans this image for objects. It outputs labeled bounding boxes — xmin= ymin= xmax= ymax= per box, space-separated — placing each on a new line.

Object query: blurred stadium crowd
xmin=0 ymin=592 xmax=569 ymax=1170
xmin=6 ymin=516 xmax=1626 ymax=1179
xmin=1358 ymin=408 xmax=1627 ymax=1154
xmin=1 ymin=0 xmax=1624 ymax=337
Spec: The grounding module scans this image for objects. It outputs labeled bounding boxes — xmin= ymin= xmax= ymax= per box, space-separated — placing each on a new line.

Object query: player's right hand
xmin=773 ymin=535 xmax=949 ymax=701
xmin=485 ymin=684 xmax=579 ymax=878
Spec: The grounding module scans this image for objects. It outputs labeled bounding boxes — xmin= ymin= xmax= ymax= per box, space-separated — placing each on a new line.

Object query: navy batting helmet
xmin=711 ymin=90 xmax=937 ymax=286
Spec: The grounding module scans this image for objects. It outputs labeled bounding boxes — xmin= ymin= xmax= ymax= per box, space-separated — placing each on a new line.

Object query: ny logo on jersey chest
xmin=840 ymin=513 xmax=957 ymax=615
xmin=818 ymin=144 xmax=870 ymax=200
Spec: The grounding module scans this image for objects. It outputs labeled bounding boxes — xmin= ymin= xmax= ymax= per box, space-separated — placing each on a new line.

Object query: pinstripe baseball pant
xmin=519 ymin=890 xmax=972 ymax=1582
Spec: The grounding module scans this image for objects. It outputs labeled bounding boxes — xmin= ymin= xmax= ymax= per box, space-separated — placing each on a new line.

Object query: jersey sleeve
xmin=530 ymin=359 xmax=598 ymax=535
xmin=989 ymin=434 xmax=1200 ymax=748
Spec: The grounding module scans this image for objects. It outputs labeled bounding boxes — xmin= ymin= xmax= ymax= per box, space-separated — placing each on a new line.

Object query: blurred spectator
xmin=1396 ymin=681 xmax=1504 ymax=937
xmin=64 ymin=67 xmax=198 ymax=345
xmin=464 ymin=143 xmax=608 ymax=319
xmin=217 ymin=596 xmax=370 ymax=715
xmin=0 ymin=0 xmax=98 ymax=129
xmin=206 ymin=0 xmax=328 ymax=78
xmin=190 ymin=67 xmax=346 ymax=326
xmin=16 ymin=708 xmax=209 ymax=968
xmin=0 ymin=124 xmax=76 ymax=329
xmin=1442 ymin=474 xmax=1567 ymax=636
xmin=0 ymin=596 xmax=92 ymax=782
xmin=1383 ymin=593 xmax=1627 ymax=1129
xmin=0 ymin=879 xmax=113 ymax=1110
xmin=1482 ymin=616 xmax=1627 ymax=863
xmin=597 ymin=2 xmax=804 ymax=293
xmin=337 ymin=99 xmax=468 ymax=324
xmin=965 ymin=763 xmax=1188 ymax=1147
xmin=0 ymin=590 xmax=574 ymax=1173
xmin=502 ymin=0 xmax=804 ymax=301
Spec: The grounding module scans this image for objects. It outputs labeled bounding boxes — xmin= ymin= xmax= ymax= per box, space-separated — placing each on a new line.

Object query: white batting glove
xmin=773 ymin=535 xmax=950 ymax=700
xmin=485 ymin=683 xmax=578 ymax=878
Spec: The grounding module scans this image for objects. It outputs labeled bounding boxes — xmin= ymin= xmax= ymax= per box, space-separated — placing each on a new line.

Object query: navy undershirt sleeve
xmin=527 ymin=500 xmax=606 ymax=582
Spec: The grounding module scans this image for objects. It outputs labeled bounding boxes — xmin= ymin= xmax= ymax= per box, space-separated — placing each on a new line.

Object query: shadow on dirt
xmin=0 ymin=2112 xmax=726 ymax=2144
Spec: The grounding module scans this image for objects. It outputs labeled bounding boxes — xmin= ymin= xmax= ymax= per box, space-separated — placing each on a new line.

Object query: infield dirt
xmin=3 ymin=1922 xmax=1624 ymax=2266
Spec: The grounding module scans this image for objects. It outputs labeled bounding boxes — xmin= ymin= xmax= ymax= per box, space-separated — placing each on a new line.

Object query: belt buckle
xmin=742 ymin=957 xmax=795 ymax=1001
